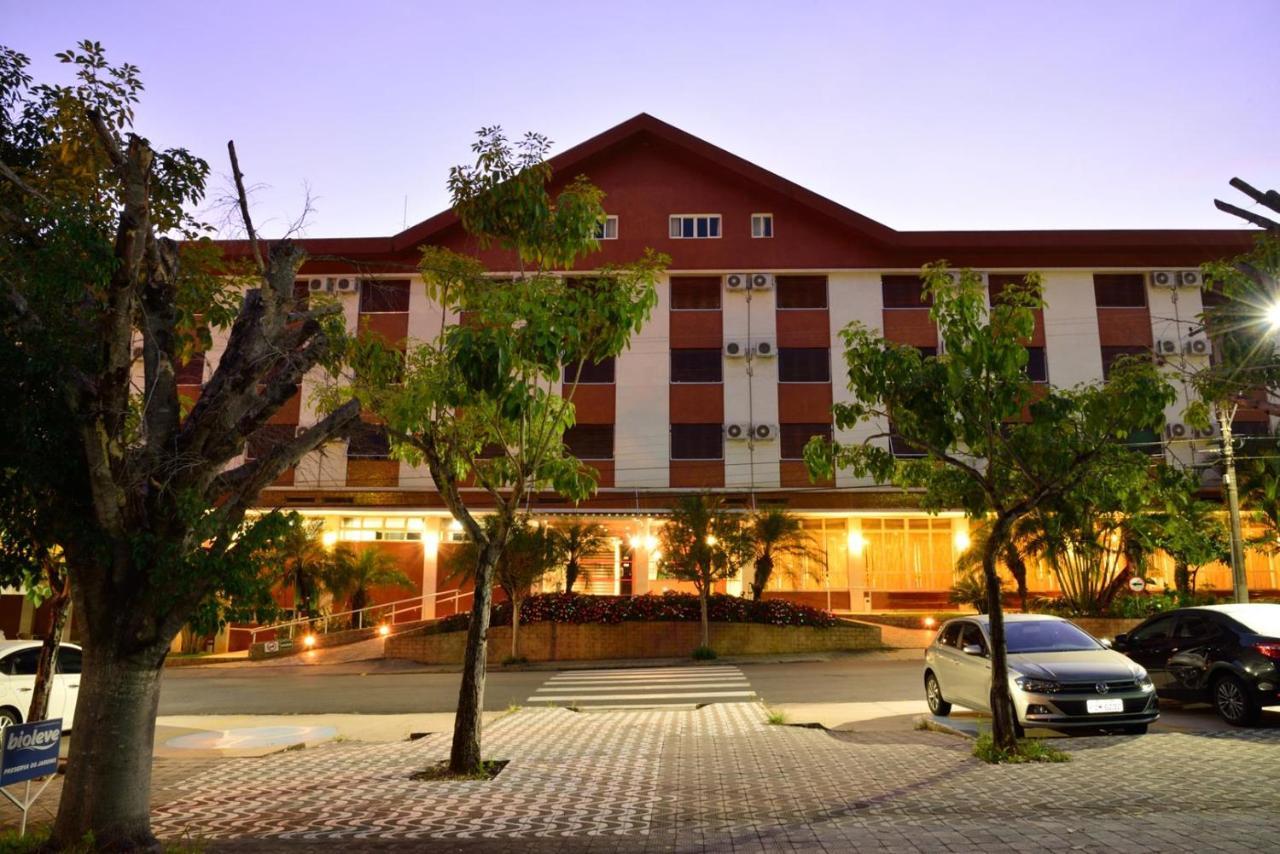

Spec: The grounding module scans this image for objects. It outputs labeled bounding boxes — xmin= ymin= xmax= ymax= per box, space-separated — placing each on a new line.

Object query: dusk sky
xmin=6 ymin=1 xmax=1276 ymax=238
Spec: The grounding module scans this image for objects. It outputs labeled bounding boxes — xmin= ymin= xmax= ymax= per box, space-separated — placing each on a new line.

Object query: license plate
xmin=1087 ymin=698 xmax=1124 ymax=714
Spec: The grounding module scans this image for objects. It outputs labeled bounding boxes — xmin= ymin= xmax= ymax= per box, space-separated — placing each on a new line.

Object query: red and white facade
xmin=206 ymin=114 xmax=1278 ymax=632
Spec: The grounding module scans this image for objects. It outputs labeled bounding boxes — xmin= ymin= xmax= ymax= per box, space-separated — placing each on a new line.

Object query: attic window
xmin=669 ymin=215 xmax=721 ymax=239
xmin=594 ymin=216 xmax=618 ymax=240
xmin=751 ymin=213 xmax=773 ymax=238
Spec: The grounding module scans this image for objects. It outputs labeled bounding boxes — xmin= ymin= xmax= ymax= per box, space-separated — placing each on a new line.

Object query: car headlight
xmin=1014 ymin=676 xmax=1062 ymax=694
xmin=1136 ymin=674 xmax=1155 ymax=693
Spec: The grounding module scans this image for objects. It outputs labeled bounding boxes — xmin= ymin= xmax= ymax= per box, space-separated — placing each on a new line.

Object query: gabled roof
xmin=390 ymin=112 xmax=900 ymax=251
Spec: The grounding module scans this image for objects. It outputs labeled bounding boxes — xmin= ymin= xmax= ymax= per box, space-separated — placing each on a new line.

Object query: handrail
xmin=228 ymin=587 xmax=475 ymax=646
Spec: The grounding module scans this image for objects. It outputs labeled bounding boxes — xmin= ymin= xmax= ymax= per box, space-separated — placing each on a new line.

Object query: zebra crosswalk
xmin=527 ymin=665 xmax=757 ymax=709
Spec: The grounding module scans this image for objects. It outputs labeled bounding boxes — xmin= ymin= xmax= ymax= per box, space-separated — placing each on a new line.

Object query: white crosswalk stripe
xmin=527 ymin=665 xmax=757 ymax=709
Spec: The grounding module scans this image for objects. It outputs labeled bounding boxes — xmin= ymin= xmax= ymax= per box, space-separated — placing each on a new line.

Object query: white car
xmin=923 ymin=614 xmax=1158 ymax=735
xmin=0 ymin=641 xmax=82 ymax=730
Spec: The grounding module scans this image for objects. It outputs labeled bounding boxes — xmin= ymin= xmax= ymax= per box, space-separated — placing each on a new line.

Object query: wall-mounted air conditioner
xmin=1183 ymin=338 xmax=1211 ymax=356
xmin=751 ymin=340 xmax=776 ymax=358
xmin=1150 ymin=271 xmax=1176 ymax=289
xmin=752 ymin=423 xmax=779 ymax=441
xmin=1178 ymin=270 xmax=1202 ymax=288
xmin=748 ymin=273 xmax=774 ymax=291
xmin=308 ymin=278 xmax=329 ymax=293
xmin=723 ymin=273 xmax=748 ymax=292
xmin=332 ymin=277 xmax=360 ymax=294
xmin=726 ymin=423 xmax=751 ymax=441
xmin=1165 ymin=423 xmax=1189 ymax=439
xmin=724 ymin=341 xmax=748 ymax=358
xmin=1154 ymin=339 xmax=1179 ymax=356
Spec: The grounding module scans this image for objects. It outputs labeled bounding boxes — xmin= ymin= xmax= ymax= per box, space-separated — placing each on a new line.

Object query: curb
xmin=915 ymin=714 xmax=977 ymax=739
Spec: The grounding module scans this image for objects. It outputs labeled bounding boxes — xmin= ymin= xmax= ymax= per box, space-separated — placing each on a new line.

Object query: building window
xmin=564 ymin=424 xmax=614 ymax=460
xmin=889 ymin=431 xmax=925 ymax=458
xmin=1126 ymin=428 xmax=1164 ymax=457
xmin=359 ymin=279 xmax=410 ymax=313
xmin=671 ymin=349 xmax=723 ymax=383
xmin=175 ymin=352 xmax=205 ymax=386
xmin=778 ymin=348 xmax=830 ymax=383
xmin=338 ymin=516 xmax=424 ymax=542
xmin=671 ymin=424 xmax=723 ymax=460
xmin=1093 ymin=274 xmax=1147 ymax=308
xmin=669 ymin=214 xmax=721 ymax=239
xmin=860 ymin=516 xmax=958 ymax=591
xmin=881 ymin=274 xmax=932 ymax=309
xmin=1025 ymin=347 xmax=1048 ymax=383
xmin=751 ymin=213 xmax=773 ymax=238
xmin=1101 ymin=345 xmax=1149 ymax=379
xmin=670 ymin=276 xmax=722 ymax=310
xmin=776 ymin=275 xmax=828 ymax=309
xmin=594 ymin=216 xmax=618 ymax=240
xmin=246 ymin=423 xmax=296 ymax=462
xmin=780 ymin=423 xmax=832 ymax=460
xmin=347 ymin=421 xmax=391 ymax=459
xmin=1232 ymin=420 xmax=1270 ymax=438
xmin=563 ymin=356 xmax=615 ymax=385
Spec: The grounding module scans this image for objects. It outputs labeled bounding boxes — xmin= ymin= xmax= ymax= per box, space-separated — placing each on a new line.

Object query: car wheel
xmin=0 ymin=708 xmax=20 ymax=731
xmin=1213 ymin=675 xmax=1260 ymax=726
xmin=924 ymin=671 xmax=951 ymax=716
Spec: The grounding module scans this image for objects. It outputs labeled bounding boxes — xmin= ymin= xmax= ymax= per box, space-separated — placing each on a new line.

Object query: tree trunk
xmin=1174 ymin=561 xmax=1190 ymax=594
xmin=450 ymin=542 xmax=499 ymax=774
xmin=28 ymin=572 xmax=71 ymax=723
xmin=52 ymin=638 xmax=169 ymax=851
xmin=511 ymin=597 xmax=520 ymax=659
xmin=984 ymin=512 xmax=1019 ymax=752
xmin=1003 ymin=544 xmax=1029 ymax=613
xmin=564 ymin=559 xmax=578 ymax=594
xmin=698 ymin=585 xmax=710 ymax=649
xmin=750 ymin=554 xmax=772 ymax=602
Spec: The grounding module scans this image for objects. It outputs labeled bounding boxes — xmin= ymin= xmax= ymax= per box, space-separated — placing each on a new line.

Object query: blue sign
xmin=0 ymin=719 xmax=62 ymax=786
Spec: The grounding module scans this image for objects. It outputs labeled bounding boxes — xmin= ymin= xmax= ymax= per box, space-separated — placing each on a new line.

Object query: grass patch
xmin=501 ymin=655 xmax=530 ymax=667
xmin=410 ymin=759 xmax=509 ymax=782
xmin=765 ymin=708 xmax=788 ymax=726
xmin=691 ymin=645 xmax=717 ymax=661
xmin=973 ymin=732 xmax=1070 ymax=764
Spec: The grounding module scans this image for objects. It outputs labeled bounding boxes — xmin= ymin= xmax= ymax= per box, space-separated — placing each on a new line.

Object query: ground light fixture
xmin=378 ymin=625 xmax=391 ymax=637
xmin=922 ymin=616 xmax=937 ymax=629
xmin=303 ymin=634 xmax=317 ymax=648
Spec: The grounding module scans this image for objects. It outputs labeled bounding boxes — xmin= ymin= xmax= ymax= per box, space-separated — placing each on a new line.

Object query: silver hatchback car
xmin=924 ymin=614 xmax=1159 ymax=734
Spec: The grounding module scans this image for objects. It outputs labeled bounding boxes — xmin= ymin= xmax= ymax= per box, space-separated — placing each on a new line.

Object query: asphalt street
xmin=157 ymin=653 xmax=1278 ymax=734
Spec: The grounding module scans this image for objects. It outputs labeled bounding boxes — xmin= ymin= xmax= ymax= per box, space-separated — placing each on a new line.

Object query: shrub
xmin=692 ymin=645 xmax=717 ymax=660
xmin=433 ymin=591 xmax=838 ymax=631
xmin=973 ymin=732 xmax=1070 ymax=764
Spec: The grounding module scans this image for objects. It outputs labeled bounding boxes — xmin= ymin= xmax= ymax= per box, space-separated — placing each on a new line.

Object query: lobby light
xmin=954 ymin=530 xmax=971 ymax=552
xmin=847 ymin=531 xmax=866 ymax=555
xmin=320 ymin=531 xmax=338 ymax=549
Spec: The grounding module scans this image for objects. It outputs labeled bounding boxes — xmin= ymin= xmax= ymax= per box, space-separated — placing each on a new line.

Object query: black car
xmin=1112 ymin=604 xmax=1280 ymax=725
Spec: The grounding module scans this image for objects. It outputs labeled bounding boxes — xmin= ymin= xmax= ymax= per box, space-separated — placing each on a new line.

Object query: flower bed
xmin=433 ymin=591 xmax=837 ymax=633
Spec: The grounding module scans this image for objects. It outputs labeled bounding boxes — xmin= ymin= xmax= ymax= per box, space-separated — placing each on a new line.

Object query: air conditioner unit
xmin=333 ymin=277 xmax=359 ymax=294
xmin=748 ymin=273 xmax=775 ymax=291
xmin=723 ymin=273 xmax=748 ymax=292
xmin=1165 ymin=423 xmax=1188 ymax=439
xmin=1154 ymin=339 xmax=1179 ymax=355
xmin=724 ymin=341 xmax=748 ymax=358
xmin=1183 ymin=337 xmax=1211 ymax=356
xmin=1150 ymin=271 xmax=1176 ymax=289
xmin=752 ymin=423 xmax=779 ymax=441
xmin=308 ymin=278 xmax=329 ymax=293
xmin=1178 ymin=270 xmax=1202 ymax=288
xmin=751 ymin=340 xmax=777 ymax=358
xmin=725 ymin=423 xmax=751 ymax=441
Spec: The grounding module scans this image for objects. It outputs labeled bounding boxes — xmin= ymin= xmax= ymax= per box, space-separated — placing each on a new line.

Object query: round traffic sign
xmin=1128 ymin=576 xmax=1146 ymax=593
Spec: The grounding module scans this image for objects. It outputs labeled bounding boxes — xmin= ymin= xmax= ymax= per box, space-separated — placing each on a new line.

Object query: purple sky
xmin=6 ymin=1 xmax=1277 ymax=238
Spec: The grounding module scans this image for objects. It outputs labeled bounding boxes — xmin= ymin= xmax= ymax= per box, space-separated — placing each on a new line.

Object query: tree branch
xmin=1228 ymin=177 xmax=1280 ymax=216
xmin=1215 ymin=198 xmax=1279 ymax=231
xmin=227 ymin=140 xmax=264 ymax=274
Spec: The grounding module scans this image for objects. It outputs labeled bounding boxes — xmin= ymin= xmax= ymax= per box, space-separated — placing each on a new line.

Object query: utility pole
xmin=1217 ymin=403 xmax=1249 ymax=603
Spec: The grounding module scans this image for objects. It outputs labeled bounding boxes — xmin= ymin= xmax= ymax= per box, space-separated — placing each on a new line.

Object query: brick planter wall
xmin=385 ymin=620 xmax=882 ymax=665
xmin=1069 ymin=617 xmax=1143 ymax=640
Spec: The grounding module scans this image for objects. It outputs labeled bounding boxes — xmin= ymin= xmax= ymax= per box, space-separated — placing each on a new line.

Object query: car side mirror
xmin=961 ymin=643 xmax=984 ymax=656
xmin=1112 ymin=633 xmax=1128 ymax=650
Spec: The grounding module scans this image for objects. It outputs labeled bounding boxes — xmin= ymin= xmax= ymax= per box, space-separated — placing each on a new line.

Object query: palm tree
xmin=552 ymin=522 xmax=610 ymax=594
xmin=274 ymin=519 xmax=330 ymax=622
xmin=955 ymin=519 xmax=1034 ymax=612
xmin=746 ymin=507 xmax=824 ymax=601
xmin=322 ymin=546 xmax=415 ymax=623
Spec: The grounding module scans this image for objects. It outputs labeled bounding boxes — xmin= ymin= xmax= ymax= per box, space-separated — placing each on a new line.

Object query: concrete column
xmin=828 ymin=273 xmax=887 ymax=490
xmin=421 ymin=517 xmax=442 ymax=619
xmin=847 ymin=517 xmax=870 ymax=611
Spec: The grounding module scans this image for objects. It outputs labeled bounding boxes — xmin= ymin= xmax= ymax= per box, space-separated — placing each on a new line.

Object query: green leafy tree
xmin=1239 ymin=429 xmax=1280 ymax=548
xmin=1148 ymin=468 xmax=1231 ymax=594
xmin=657 ymin=494 xmax=754 ymax=649
xmin=269 ymin=517 xmax=330 ymax=621
xmin=327 ymin=127 xmax=665 ymax=773
xmin=322 ymin=546 xmax=415 ymax=618
xmin=552 ymin=521 xmax=610 ymax=594
xmin=0 ymin=44 xmax=359 ymax=847
xmin=954 ymin=519 xmax=1030 ymax=611
xmin=746 ymin=506 xmax=824 ymax=602
xmin=806 ymin=266 xmax=1173 ymax=752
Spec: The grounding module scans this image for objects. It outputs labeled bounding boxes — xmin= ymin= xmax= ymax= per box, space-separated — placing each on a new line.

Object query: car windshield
xmin=1227 ymin=606 xmax=1280 ymax=638
xmin=1005 ymin=621 xmax=1101 ymax=654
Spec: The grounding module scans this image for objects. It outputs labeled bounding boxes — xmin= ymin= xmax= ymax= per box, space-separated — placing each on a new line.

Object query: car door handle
xmin=68 ymin=684 xmax=77 ymax=689
xmin=18 ymin=687 xmax=30 ymax=692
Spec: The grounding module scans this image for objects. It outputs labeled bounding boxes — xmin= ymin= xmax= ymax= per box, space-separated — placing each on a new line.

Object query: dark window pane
xmin=175 ymin=352 xmax=205 ymax=386
xmin=763 ymin=217 xmax=772 ymax=237
xmin=708 ymin=217 xmax=720 ymax=237
xmin=682 ymin=218 xmax=694 ymax=238
xmin=777 ymin=276 xmax=828 ymax=309
xmin=671 ymin=424 xmax=723 ymax=460
xmin=671 ymin=276 xmax=721 ymax=310
xmin=1126 ymin=428 xmax=1164 ymax=456
xmin=780 ymin=423 xmax=831 ymax=460
xmin=563 ymin=357 xmax=615 ymax=384
xmin=359 ymin=279 xmax=410 ymax=313
xmin=916 ymin=346 xmax=938 ymax=359
xmin=1131 ymin=615 xmax=1176 ymax=642
xmin=347 ymin=421 xmax=391 ymax=459
xmin=696 ymin=217 xmax=709 ymax=238
xmin=564 ymin=425 xmax=614 ymax=460
xmin=779 ymin=348 xmax=830 ymax=383
xmin=1093 ymin=274 xmax=1147 ymax=308
xmin=671 ymin=349 xmax=723 ymax=383
xmin=5 ymin=648 xmax=39 ymax=676
xmin=889 ymin=431 xmax=925 ymax=458
xmin=1025 ymin=347 xmax=1048 ymax=383
xmin=1101 ymin=346 xmax=1149 ymax=379
xmin=882 ymin=275 xmax=932 ymax=309
xmin=57 ymin=646 xmax=82 ymax=675
xmin=1232 ymin=420 xmax=1269 ymax=437
xmin=246 ymin=423 xmax=297 ymax=462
